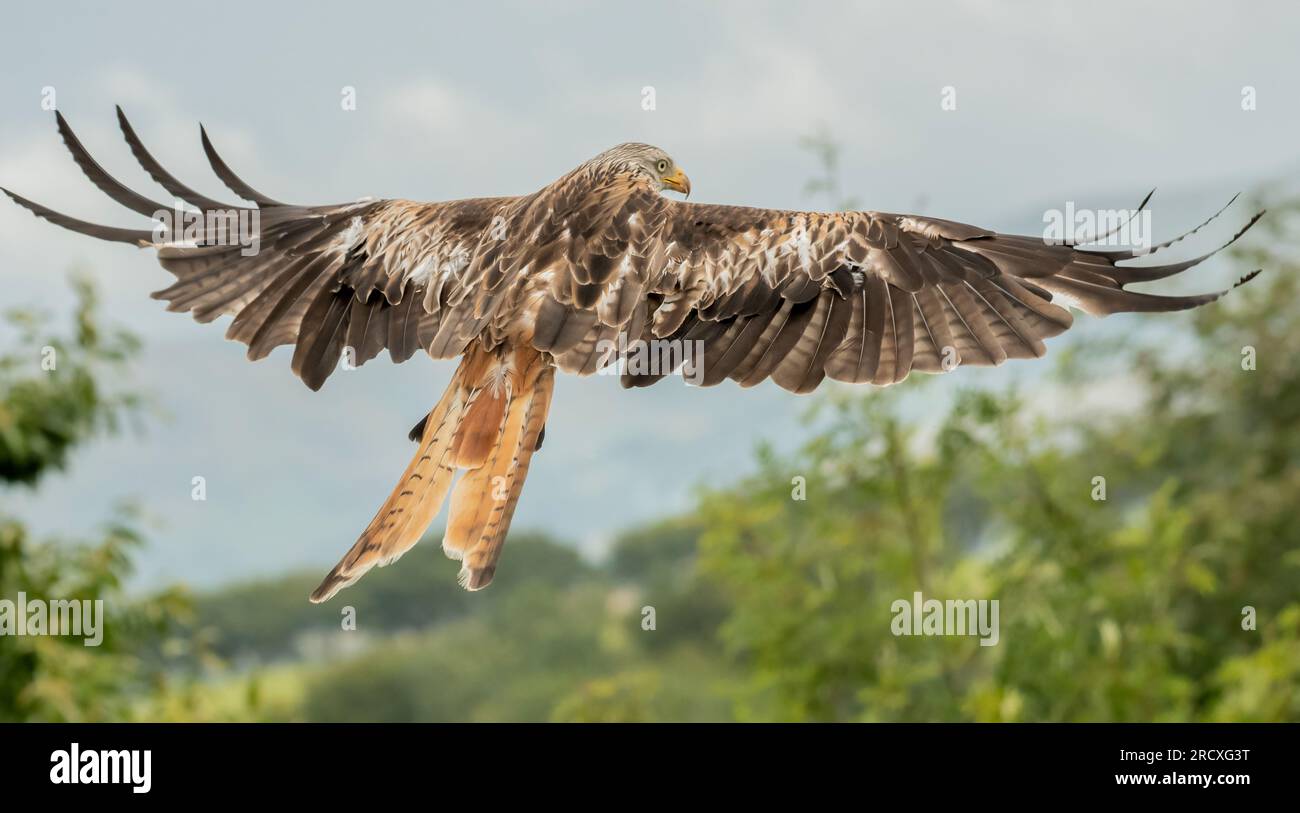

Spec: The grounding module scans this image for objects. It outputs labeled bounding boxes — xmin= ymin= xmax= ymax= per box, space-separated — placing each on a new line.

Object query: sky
xmin=1 ymin=1 xmax=1296 ymax=589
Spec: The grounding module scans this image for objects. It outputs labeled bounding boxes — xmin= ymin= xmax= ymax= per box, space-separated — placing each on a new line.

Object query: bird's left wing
xmin=3 ymin=108 xmax=518 ymax=390
xmin=524 ymin=189 xmax=1261 ymax=392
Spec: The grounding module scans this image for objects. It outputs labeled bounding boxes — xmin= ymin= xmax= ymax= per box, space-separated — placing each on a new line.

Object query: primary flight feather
xmin=2 ymin=109 xmax=1262 ymax=601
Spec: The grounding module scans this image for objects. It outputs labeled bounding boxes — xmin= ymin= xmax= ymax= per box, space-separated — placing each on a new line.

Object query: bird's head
xmin=590 ymin=143 xmax=690 ymax=198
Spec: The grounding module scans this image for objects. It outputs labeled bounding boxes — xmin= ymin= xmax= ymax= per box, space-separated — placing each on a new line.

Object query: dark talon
xmin=408 ymin=411 xmax=430 ymax=442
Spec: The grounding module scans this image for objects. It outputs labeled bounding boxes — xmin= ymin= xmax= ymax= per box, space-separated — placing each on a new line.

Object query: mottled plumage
xmin=2 ymin=110 xmax=1262 ymax=599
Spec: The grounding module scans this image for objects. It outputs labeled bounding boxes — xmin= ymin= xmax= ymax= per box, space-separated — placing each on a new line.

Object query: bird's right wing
xmin=3 ymin=108 xmax=520 ymax=390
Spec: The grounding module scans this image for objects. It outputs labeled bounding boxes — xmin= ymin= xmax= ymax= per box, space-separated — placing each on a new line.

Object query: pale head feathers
xmin=584 ymin=143 xmax=681 ymax=192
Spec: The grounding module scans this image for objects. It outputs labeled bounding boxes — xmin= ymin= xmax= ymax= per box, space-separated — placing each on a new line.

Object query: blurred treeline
xmin=2 ymin=194 xmax=1297 ymax=722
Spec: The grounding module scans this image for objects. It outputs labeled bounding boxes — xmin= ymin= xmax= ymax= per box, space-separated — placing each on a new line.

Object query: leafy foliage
xmin=0 ymin=277 xmax=190 ymax=722
xmin=0 ymin=275 xmax=141 ymax=484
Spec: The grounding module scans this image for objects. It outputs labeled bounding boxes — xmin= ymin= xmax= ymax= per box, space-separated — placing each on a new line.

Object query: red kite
xmin=3 ymin=109 xmax=1261 ymax=600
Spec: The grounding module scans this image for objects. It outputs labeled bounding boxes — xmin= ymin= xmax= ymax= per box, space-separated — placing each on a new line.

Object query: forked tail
xmin=310 ymin=344 xmax=554 ymax=602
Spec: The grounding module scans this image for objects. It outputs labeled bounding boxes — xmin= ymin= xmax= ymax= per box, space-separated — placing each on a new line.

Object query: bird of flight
xmin=3 ymin=108 xmax=1262 ymax=602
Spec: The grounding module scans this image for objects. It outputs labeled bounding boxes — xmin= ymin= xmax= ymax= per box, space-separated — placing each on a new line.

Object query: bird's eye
xmin=656 ymin=160 xmax=668 ymax=174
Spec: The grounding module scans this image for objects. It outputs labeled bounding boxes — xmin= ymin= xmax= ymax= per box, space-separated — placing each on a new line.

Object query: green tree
xmin=0 ymin=276 xmax=190 ymax=722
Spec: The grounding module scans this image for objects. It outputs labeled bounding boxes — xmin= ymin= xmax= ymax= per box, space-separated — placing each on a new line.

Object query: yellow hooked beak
xmin=662 ymin=167 xmax=691 ymax=198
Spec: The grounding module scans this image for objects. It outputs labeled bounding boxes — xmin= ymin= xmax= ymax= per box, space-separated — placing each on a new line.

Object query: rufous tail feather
xmin=443 ymin=351 xmax=554 ymax=589
xmin=310 ymin=344 xmax=553 ymax=602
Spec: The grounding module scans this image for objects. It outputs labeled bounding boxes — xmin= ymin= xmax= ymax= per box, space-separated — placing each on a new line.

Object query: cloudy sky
xmin=2 ymin=1 xmax=1296 ymax=588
